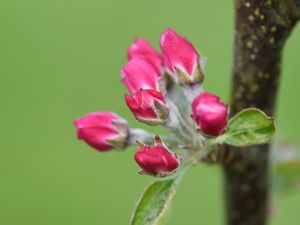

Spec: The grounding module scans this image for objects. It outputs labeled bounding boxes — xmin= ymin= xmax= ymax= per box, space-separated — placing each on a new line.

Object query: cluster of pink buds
xmin=74 ymin=28 xmax=229 ymax=177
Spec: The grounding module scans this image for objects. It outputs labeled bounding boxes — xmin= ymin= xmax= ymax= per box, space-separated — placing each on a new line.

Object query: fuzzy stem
xmin=223 ymin=1 xmax=300 ymax=225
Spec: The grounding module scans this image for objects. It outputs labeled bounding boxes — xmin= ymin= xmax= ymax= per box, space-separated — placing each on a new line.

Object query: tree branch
xmin=223 ymin=1 xmax=299 ymax=225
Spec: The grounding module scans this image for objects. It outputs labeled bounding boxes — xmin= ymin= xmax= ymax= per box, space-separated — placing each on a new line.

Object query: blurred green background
xmin=0 ymin=0 xmax=299 ymax=224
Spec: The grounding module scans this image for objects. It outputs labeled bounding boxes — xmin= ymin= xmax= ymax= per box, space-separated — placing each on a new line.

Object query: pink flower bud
xmin=160 ymin=28 xmax=205 ymax=84
xmin=74 ymin=112 xmax=129 ymax=151
xmin=134 ymin=136 xmax=180 ymax=176
xmin=127 ymin=38 xmax=162 ymax=75
xmin=192 ymin=92 xmax=228 ymax=137
xmin=125 ymin=89 xmax=169 ymax=126
xmin=121 ymin=59 xmax=160 ymax=95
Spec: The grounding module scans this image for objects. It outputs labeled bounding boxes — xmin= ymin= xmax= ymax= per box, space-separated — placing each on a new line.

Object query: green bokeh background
xmin=1 ymin=0 xmax=299 ymax=224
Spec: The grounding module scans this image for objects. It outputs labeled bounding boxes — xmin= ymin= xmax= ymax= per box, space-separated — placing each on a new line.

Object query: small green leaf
xmin=131 ymin=178 xmax=177 ymax=225
xmin=216 ymin=108 xmax=275 ymax=147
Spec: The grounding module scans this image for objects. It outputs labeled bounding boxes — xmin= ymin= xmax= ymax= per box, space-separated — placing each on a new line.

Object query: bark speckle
xmin=245 ymin=2 xmax=251 ymax=8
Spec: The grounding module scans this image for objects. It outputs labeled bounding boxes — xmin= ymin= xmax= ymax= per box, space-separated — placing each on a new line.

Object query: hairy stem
xmin=223 ymin=1 xmax=300 ymax=225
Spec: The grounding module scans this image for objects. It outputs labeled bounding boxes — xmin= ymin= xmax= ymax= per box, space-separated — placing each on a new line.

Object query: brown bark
xmin=223 ymin=1 xmax=300 ymax=225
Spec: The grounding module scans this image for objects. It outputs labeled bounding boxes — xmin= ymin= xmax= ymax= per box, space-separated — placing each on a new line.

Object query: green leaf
xmin=131 ymin=178 xmax=177 ymax=225
xmin=216 ymin=108 xmax=275 ymax=147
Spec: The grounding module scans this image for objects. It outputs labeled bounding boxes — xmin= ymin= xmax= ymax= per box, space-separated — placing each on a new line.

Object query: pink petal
xmin=121 ymin=59 xmax=159 ymax=95
xmin=160 ymin=28 xmax=199 ymax=76
xmin=127 ymin=38 xmax=162 ymax=75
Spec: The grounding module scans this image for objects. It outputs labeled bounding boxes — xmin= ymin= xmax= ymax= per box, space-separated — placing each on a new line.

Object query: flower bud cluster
xmin=74 ymin=28 xmax=229 ymax=177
